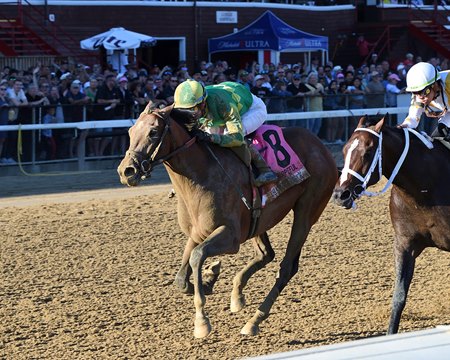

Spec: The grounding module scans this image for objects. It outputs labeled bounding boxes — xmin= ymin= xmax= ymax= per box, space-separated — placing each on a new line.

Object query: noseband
xmin=339 ymin=127 xmax=428 ymax=200
xmin=126 ymin=111 xmax=196 ymax=179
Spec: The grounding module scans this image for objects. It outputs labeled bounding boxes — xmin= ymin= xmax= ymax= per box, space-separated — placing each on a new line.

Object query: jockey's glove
xmin=193 ymin=129 xmax=212 ymax=142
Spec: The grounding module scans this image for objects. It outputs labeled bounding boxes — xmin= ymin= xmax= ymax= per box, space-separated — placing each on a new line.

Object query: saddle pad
xmin=252 ymin=125 xmax=310 ymax=206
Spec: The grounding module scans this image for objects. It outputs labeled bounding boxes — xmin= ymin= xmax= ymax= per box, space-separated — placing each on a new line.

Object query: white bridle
xmin=339 ymin=127 xmax=433 ymax=198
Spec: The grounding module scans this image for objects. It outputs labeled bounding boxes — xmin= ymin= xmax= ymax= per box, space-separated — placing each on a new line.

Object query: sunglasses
xmin=413 ymin=85 xmax=432 ymax=97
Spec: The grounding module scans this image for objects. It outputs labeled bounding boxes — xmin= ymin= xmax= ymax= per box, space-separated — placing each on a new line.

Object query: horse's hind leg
xmin=230 ymin=232 xmax=275 ymax=313
xmin=241 ymin=209 xmax=311 ymax=336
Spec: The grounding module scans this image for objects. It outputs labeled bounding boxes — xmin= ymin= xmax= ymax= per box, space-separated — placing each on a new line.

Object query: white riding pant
xmin=242 ymin=94 xmax=267 ymax=135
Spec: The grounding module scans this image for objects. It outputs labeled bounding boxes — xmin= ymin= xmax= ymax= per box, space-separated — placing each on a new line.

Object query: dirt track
xmin=1 ymin=168 xmax=449 ymax=359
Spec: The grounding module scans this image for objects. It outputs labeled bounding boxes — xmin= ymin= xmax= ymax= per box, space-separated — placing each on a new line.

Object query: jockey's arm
xmin=208 ymin=103 xmax=246 ymax=147
xmin=399 ymin=97 xmax=424 ymax=128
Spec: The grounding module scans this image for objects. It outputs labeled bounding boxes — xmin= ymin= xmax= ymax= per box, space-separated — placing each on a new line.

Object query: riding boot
xmin=248 ymin=146 xmax=278 ymax=186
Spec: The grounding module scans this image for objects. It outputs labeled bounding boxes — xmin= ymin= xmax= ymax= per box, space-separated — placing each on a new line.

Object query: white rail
xmin=0 ymin=107 xmax=409 ymax=132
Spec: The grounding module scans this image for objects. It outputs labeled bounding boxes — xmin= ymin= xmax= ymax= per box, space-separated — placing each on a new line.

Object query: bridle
xmin=339 ymin=127 xmax=433 ymax=202
xmin=126 ymin=110 xmax=196 ymax=179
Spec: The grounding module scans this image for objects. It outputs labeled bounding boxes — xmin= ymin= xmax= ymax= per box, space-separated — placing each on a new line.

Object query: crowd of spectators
xmin=0 ymin=52 xmax=447 ymax=164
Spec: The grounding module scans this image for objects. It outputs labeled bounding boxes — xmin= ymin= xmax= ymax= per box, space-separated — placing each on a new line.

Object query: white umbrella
xmin=80 ymin=27 xmax=156 ymax=50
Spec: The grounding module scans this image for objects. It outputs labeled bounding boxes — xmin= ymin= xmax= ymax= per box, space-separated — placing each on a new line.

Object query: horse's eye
xmin=149 ymin=129 xmax=158 ymax=139
xmin=363 ymin=150 xmax=374 ymax=160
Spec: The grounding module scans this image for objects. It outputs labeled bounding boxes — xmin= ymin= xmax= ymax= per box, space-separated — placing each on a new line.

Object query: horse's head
xmin=116 ymin=104 xmax=169 ymax=186
xmin=333 ymin=115 xmax=386 ymax=209
xmin=117 ymin=103 xmax=200 ymax=186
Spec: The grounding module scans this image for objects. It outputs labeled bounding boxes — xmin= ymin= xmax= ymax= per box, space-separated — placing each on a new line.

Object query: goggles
xmin=413 ymin=85 xmax=432 ymax=97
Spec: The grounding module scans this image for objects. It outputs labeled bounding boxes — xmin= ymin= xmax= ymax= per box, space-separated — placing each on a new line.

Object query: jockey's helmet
xmin=406 ymin=62 xmax=440 ymax=92
xmin=173 ymin=80 xmax=207 ymax=109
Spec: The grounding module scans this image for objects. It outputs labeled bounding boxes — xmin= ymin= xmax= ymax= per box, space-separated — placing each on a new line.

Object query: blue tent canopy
xmin=208 ymin=11 xmax=328 ymax=54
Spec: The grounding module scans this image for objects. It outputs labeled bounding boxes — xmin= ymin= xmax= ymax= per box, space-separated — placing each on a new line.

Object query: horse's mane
xmin=170 ymin=107 xmax=200 ymax=132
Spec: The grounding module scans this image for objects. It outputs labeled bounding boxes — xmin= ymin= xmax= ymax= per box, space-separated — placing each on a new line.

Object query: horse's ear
xmin=159 ymin=104 xmax=174 ymax=118
xmin=374 ymin=114 xmax=388 ymax=133
xmin=357 ymin=115 xmax=368 ymax=128
xmin=375 ymin=113 xmax=389 ymax=133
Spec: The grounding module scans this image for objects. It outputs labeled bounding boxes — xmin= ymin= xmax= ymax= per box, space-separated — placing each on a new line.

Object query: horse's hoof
xmin=230 ymin=295 xmax=246 ymax=313
xmin=173 ymin=280 xmax=194 ymax=295
xmin=194 ymin=318 xmax=212 ymax=338
xmin=240 ymin=321 xmax=259 ymax=336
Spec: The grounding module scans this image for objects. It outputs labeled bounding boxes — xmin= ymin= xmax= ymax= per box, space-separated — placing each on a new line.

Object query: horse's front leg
xmin=174 ymin=237 xmax=196 ymax=294
xmin=230 ymin=232 xmax=275 ymax=313
xmin=387 ymin=239 xmax=417 ymax=334
xmin=190 ymin=225 xmax=240 ymax=338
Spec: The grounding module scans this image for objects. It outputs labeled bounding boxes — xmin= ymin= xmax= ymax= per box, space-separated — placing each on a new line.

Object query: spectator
xmin=286 ymin=73 xmax=310 ymax=127
xmin=385 ymin=73 xmax=402 ymax=108
xmin=94 ymin=74 xmax=120 ymax=156
xmin=213 ymin=73 xmax=227 ymax=84
xmin=129 ymin=80 xmax=148 ymax=115
xmin=237 ymin=70 xmax=251 ymax=90
xmin=365 ymin=71 xmax=385 ymax=110
xmin=0 ymin=84 xmax=11 ymax=164
xmin=250 ymin=74 xmax=271 ymax=103
xmin=47 ymin=85 xmax=66 ymax=159
xmin=64 ymin=80 xmax=89 ymax=158
xmin=368 ymin=53 xmax=379 ymax=67
xmin=112 ymin=76 xmax=134 ymax=155
xmin=403 ymin=53 xmax=414 ymax=67
xmin=267 ymin=80 xmax=292 ymax=124
xmin=322 ymin=80 xmax=344 ymax=143
xmin=304 ymin=73 xmax=325 ymax=136
xmin=160 ymin=76 xmax=179 ymax=104
xmin=39 ymin=105 xmax=57 ymax=160
xmin=347 ymin=78 xmax=365 ymax=110
xmin=356 ymin=34 xmax=373 ymax=65
xmin=20 ymin=83 xmax=49 ymax=161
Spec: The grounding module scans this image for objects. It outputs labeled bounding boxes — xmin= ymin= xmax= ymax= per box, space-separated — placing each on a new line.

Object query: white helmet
xmin=406 ymin=62 xmax=440 ymax=92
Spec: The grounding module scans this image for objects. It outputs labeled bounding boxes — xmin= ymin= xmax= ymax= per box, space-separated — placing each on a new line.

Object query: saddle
xmin=433 ymin=137 xmax=450 ymax=151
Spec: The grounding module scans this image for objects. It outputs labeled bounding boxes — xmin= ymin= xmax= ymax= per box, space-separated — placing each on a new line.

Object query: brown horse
xmin=333 ymin=116 xmax=450 ymax=334
xmin=117 ymin=105 xmax=337 ymax=338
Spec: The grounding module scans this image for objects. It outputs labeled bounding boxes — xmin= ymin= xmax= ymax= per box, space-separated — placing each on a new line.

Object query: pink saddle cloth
xmin=252 ymin=125 xmax=310 ymax=206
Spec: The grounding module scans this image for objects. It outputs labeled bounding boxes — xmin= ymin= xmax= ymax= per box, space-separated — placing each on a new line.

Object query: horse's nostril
xmin=124 ymin=166 xmax=137 ymax=178
xmin=340 ymin=190 xmax=352 ymax=201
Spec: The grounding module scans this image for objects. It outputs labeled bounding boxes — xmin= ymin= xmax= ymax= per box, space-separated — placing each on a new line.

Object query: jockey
xmin=398 ymin=62 xmax=450 ymax=141
xmin=173 ymin=79 xmax=277 ymax=186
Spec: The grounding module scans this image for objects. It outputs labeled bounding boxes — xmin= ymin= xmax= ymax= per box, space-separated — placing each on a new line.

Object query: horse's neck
xmin=164 ymin=123 xmax=218 ymax=190
xmin=381 ymin=128 xmax=433 ymax=192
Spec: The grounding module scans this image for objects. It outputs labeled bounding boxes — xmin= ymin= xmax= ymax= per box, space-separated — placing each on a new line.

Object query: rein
xmin=340 ymin=127 xmax=433 ymax=200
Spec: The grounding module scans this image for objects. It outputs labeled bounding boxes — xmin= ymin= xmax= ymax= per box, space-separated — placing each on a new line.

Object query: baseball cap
xmin=397 ymin=63 xmax=405 ymax=71
xmin=293 ymin=74 xmax=301 ymax=80
xmin=71 ymin=79 xmax=81 ymax=87
xmin=254 ymin=74 xmax=264 ymax=81
xmin=118 ymin=76 xmax=128 ymax=83
xmin=200 ymin=70 xmax=208 ymax=76
xmin=371 ymin=71 xmax=380 ymax=77
xmin=60 ymin=72 xmax=72 ymax=80
xmin=388 ymin=73 xmax=401 ymax=81
xmin=333 ymin=65 xmax=343 ymax=72
xmin=240 ymin=70 xmax=249 ymax=77
xmin=337 ymin=73 xmax=344 ymax=79
xmin=163 ymin=70 xmax=172 ymax=76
